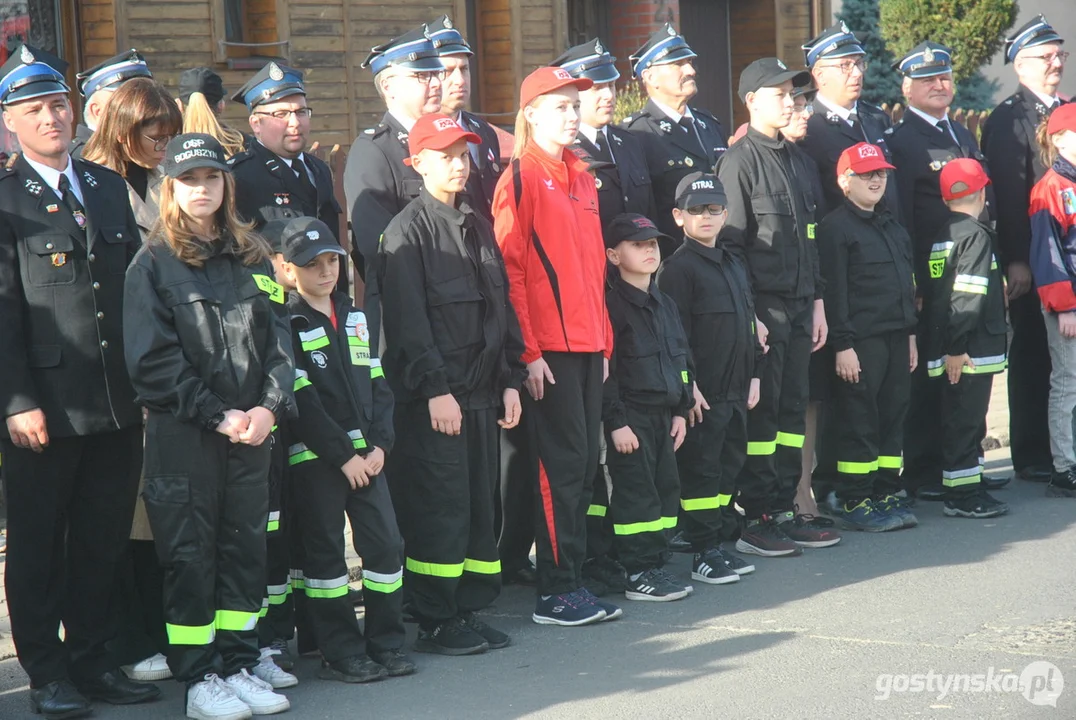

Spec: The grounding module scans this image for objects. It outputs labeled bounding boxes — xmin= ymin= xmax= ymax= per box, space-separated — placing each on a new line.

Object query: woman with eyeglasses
xmin=491 ymin=67 xmax=619 ymax=627
xmin=82 ymin=77 xmax=181 ymax=240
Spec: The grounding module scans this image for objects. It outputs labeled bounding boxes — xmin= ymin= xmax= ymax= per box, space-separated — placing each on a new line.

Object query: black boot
xmin=76 ymin=668 xmax=161 ymax=705
xmin=29 ymin=679 xmax=91 ymax=719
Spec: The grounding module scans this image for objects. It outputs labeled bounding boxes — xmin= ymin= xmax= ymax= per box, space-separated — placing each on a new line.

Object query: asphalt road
xmin=2 ymin=450 xmax=1074 ymax=719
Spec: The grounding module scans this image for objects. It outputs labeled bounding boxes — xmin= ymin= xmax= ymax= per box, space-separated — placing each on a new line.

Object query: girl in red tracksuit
xmin=491 ymin=67 xmax=617 ymax=627
xmin=1029 ymin=103 xmax=1076 ymax=496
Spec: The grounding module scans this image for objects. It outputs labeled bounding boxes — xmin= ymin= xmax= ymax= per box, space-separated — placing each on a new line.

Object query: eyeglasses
xmin=390 ymin=70 xmax=448 ymax=85
xmin=1023 ymin=51 xmax=1070 ymax=65
xmin=685 ymin=205 xmax=726 ymax=216
xmin=143 ymin=133 xmax=173 ymax=151
xmin=851 ymin=170 xmax=887 ymax=181
xmin=819 ymin=58 xmax=868 ymax=75
xmin=794 ymin=103 xmax=814 ymax=116
xmin=253 ymin=107 xmax=314 ymax=121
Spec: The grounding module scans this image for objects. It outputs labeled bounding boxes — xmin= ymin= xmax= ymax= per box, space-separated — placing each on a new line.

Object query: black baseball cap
xmin=675 ymin=171 xmax=727 ymax=209
xmin=277 ymin=216 xmax=346 ymax=266
xmin=261 ymin=219 xmax=290 ymax=253
xmin=178 ymin=67 xmax=226 ymax=105
xmin=604 ymin=213 xmax=672 ymax=250
xmin=161 ymin=133 xmax=230 ymax=178
xmin=738 ymin=57 xmax=810 ymax=101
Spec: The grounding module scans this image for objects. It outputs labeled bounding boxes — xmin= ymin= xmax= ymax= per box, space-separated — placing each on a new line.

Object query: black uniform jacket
xmin=716 ymin=126 xmax=821 ymax=301
xmin=817 ymin=201 xmax=917 ymax=352
xmin=800 ymin=100 xmax=902 ymax=221
xmin=981 ymin=85 xmax=1069 ymax=268
xmin=0 ymin=154 xmax=142 ymax=438
xmin=887 ymin=110 xmax=993 ymax=287
xmin=658 ymin=237 xmax=764 ymax=403
xmin=458 ymin=110 xmax=504 ymax=224
xmin=123 ymin=236 xmax=295 ymax=430
xmin=603 ymin=274 xmax=693 ymax=429
xmin=288 ymin=292 xmax=394 ymax=470
xmin=621 ymin=99 xmax=728 ymax=242
xmin=378 ymin=188 xmax=526 ymax=409
xmin=230 ymin=141 xmax=342 ymax=237
xmin=574 ymin=125 xmax=658 ymax=233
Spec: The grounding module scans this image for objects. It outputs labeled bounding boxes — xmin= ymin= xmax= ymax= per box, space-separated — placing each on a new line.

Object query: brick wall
xmin=608 ymin=0 xmax=680 ymax=80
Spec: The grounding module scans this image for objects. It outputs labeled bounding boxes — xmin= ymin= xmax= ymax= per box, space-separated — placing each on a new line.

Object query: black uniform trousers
xmin=677 ymin=400 xmax=747 ymax=552
xmin=2 ymin=427 xmax=142 ymax=687
xmin=141 ymin=412 xmax=267 ymax=684
xmin=738 ymin=295 xmax=813 ymax=518
xmin=605 ymin=407 xmax=681 ymax=573
xmin=904 ymin=320 xmax=943 ymax=492
xmin=832 ymin=331 xmax=911 ymax=503
xmin=289 ymin=457 xmax=404 ymax=663
xmin=395 ymin=402 xmax=502 ymax=625
xmin=498 ymin=425 xmax=537 ymax=573
xmin=1007 ymin=292 xmax=1053 ymax=472
xmin=257 ymin=427 xmax=294 ymax=647
xmin=527 ymin=351 xmax=603 ymax=596
xmin=939 ymin=373 xmax=994 ymax=498
xmin=108 ymin=539 xmax=168 ymax=667
xmin=584 ymin=436 xmax=614 ymax=561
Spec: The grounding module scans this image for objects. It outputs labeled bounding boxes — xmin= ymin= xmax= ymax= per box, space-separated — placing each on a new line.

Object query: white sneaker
xmin=253 ymin=647 xmax=299 ymax=689
xmin=187 ymin=674 xmax=252 ymax=720
xmin=224 ymin=668 xmax=290 ymax=715
xmin=123 ymin=652 xmax=173 ymax=681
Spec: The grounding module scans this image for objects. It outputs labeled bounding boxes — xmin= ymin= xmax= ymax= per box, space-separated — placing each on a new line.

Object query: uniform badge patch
xmin=46 ymin=204 xmax=58 ymax=213
xmin=73 ymin=211 xmax=87 ymax=228
xmin=310 ymin=350 xmax=328 ymax=368
xmin=930 ymin=259 xmax=946 ymax=279
xmin=50 ymin=252 xmax=66 ymax=267
xmin=1063 ymin=188 xmax=1076 ymax=216
xmin=24 ymin=179 xmax=42 ymax=196
xmin=595 ymin=177 xmax=603 ymax=190
xmin=274 ymin=193 xmax=290 ymax=205
xmin=82 ymin=172 xmax=99 ymax=188
xmin=659 ymin=120 xmax=672 ymax=133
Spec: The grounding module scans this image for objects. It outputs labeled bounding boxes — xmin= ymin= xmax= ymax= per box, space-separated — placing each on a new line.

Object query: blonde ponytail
xmin=182 ymin=92 xmax=246 ymax=157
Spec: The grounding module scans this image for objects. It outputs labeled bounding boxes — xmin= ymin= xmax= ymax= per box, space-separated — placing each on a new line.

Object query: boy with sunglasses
xmin=658 ymin=172 xmax=764 ymax=583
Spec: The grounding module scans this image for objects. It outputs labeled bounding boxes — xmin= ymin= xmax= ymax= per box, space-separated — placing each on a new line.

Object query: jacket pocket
xmin=27 ymin=345 xmax=62 ymax=368
xmin=24 ymin=233 xmax=76 ymax=287
xmin=161 ymin=280 xmax=227 ymax=351
xmin=100 ymin=225 xmax=136 ymax=275
xmin=428 ymin=274 xmax=484 ymax=352
xmin=748 ymin=193 xmax=791 ymax=279
xmin=403 ymin=178 xmax=424 ymax=201
xmin=142 ymin=474 xmax=200 ymax=563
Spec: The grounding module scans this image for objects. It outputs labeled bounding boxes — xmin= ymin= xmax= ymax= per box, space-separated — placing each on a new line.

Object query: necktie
xmin=57 ymin=174 xmax=86 ymax=231
xmin=593 ymin=131 xmax=613 ymax=164
xmin=293 ymin=158 xmax=316 ymax=200
xmin=937 ymin=118 xmax=957 ymax=143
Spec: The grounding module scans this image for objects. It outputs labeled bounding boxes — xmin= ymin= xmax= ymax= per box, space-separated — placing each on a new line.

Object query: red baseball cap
xmin=836 ymin=142 xmax=895 ymax=178
xmin=1047 ymin=103 xmax=1076 ymax=135
xmin=939 ymin=158 xmax=991 ymax=202
xmin=403 ymin=113 xmax=481 ymax=166
xmin=519 ymin=66 xmax=593 ymax=109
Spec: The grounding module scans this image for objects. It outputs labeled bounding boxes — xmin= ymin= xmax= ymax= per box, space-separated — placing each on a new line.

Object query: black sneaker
xmin=692 ymin=549 xmax=740 ymax=585
xmin=624 ymin=567 xmax=690 ymax=602
xmin=268 ymin=638 xmax=294 ymax=671
xmin=735 ymin=516 xmax=802 ymax=557
xmin=369 ymin=648 xmax=416 ymax=676
xmin=667 ymin=530 xmax=692 ymax=553
xmin=717 ymin=547 xmax=755 ymax=575
xmin=414 ymin=617 xmax=489 ymax=656
xmin=582 ymin=556 xmax=629 ymax=594
xmin=319 ymin=655 xmax=388 ymax=683
xmin=777 ymin=511 xmax=842 ymax=548
xmin=532 ymin=591 xmax=606 ymax=626
xmin=460 ymin=612 xmax=511 ymax=649
xmin=577 ymin=587 xmax=623 ymax=621
xmin=943 ymin=490 xmax=1009 ymax=518
xmin=1046 ymin=468 xmax=1076 ymax=497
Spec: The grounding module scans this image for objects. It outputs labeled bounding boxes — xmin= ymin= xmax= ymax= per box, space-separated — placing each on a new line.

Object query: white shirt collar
xmin=1029 ymin=88 xmax=1060 ymax=109
xmin=578 ymin=124 xmax=607 ymax=145
xmin=650 ymin=98 xmax=693 ymax=125
xmin=24 ymin=154 xmax=82 ymax=203
xmin=389 ymin=110 xmax=417 ymax=133
xmin=814 ymin=94 xmax=858 ymax=125
xmin=907 ymin=105 xmax=949 ymax=128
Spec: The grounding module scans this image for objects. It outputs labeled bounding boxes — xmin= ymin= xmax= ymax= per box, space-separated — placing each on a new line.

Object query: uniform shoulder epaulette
xmin=363 ymin=123 xmax=389 ymax=139
xmin=859 ymin=102 xmax=885 ymax=116
xmin=227 ymin=148 xmax=255 ymax=167
xmin=75 ymin=156 xmax=123 ymax=181
xmin=0 ymin=164 xmax=15 ymax=180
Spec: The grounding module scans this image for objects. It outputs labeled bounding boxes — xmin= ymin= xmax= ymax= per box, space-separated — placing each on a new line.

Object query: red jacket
xmin=1030 ymin=157 xmax=1076 ymax=313
xmin=492 ymin=142 xmax=613 ymax=364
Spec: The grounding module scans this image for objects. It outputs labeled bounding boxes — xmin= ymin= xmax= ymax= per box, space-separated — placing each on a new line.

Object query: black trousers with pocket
xmin=498 ymin=424 xmax=536 ymax=574
xmin=940 ymin=373 xmax=994 ymax=499
xmin=257 ymin=426 xmax=293 ymax=647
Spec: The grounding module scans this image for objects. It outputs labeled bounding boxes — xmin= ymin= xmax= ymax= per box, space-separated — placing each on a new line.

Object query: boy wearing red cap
xmin=380 ymin=113 xmax=526 ymax=653
xmin=924 ymin=158 xmax=1009 ymax=518
xmin=818 ymin=143 xmax=918 ymax=531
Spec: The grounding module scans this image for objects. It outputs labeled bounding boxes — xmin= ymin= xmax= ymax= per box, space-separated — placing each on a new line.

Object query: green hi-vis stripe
xmin=371 ymin=359 xmax=385 ymax=379
xmin=302 ymin=336 xmax=329 ymax=351
xmin=215 ymin=609 xmax=259 ymax=631
xmin=464 ymin=558 xmax=502 ymax=574
xmin=747 ymin=438 xmax=777 ymax=455
xmin=288 ymin=450 xmax=316 ymax=466
xmin=294 ymin=376 xmax=312 ymax=391
xmin=681 ymin=370 xmax=689 ymax=383
xmin=587 ymin=504 xmax=607 ymax=517
xmin=167 ymin=622 xmax=215 ymax=645
xmin=406 ymin=557 xmax=465 ymax=578
xmin=251 ymin=274 xmax=285 ymax=303
xmin=304 ymin=575 xmax=350 ymax=599
xmin=837 ymin=459 xmax=878 ymax=475
xmin=943 ymin=474 xmax=981 ymax=488
xmin=268 ymin=586 xmax=292 ymax=605
xmin=877 ymin=455 xmax=903 ymax=469
xmin=613 ymin=518 xmax=664 ymax=535
xmin=299 ymin=327 xmax=330 ymax=352
xmin=776 ymin=432 xmax=805 ymax=448
xmin=362 ymin=569 xmax=403 ymax=594
xmin=267 ymin=519 xmax=280 ymax=532
xmin=680 ymin=493 xmax=732 ymax=511
xmin=662 ymin=516 xmax=677 ymax=529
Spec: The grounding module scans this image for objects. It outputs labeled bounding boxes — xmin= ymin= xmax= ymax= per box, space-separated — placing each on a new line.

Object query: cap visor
xmin=392 ymin=57 xmax=446 ymax=72
xmin=290 ymin=245 xmax=346 ymax=267
xmin=679 ymin=191 xmax=727 ymax=209
xmin=578 ymin=65 xmax=621 ymax=84
xmin=166 ymin=158 xmax=231 ymax=178
xmin=851 ymin=160 xmax=896 ymax=174
xmin=650 ymin=47 xmax=698 ymax=66
xmin=258 ymin=87 xmax=307 ymax=106
xmin=3 ymin=82 xmax=69 ymax=105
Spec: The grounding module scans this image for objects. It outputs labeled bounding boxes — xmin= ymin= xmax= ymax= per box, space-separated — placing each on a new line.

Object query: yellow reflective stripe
xmin=613 ymin=518 xmax=664 ymax=535
xmin=587 ymin=504 xmax=607 ymax=517
xmin=926 ymin=359 xmax=945 ymax=378
xmin=661 ymin=516 xmax=677 ymax=529
xmin=463 ymin=558 xmax=502 ymax=575
xmin=294 ymin=369 xmax=312 ymax=391
xmin=349 ymin=428 xmax=368 ymax=450
xmin=776 ymin=432 xmax=805 ymax=449
xmin=267 ymin=519 xmax=280 ymax=532
xmin=837 ymin=459 xmax=878 ymax=474
xmin=304 ymin=575 xmax=350 ymax=599
xmin=747 ymin=438 xmax=777 ymax=455
xmin=406 ymin=557 xmax=465 ymax=578
xmin=215 ymin=609 xmax=259 ymax=632
xmin=362 ymin=569 xmax=403 ymax=593
xmin=259 ymin=599 xmax=268 ymax=618
xmin=943 ymin=473 xmax=981 ymax=488
xmin=167 ymin=622 xmax=215 ymax=645
xmin=680 ymin=370 xmax=689 ymax=383
xmin=877 ymin=455 xmax=903 ymax=470
xmin=681 ymin=495 xmax=721 ymax=511
xmin=252 ymin=274 xmax=285 ymax=303
xmin=964 ymin=358 xmax=1008 ymax=375
xmin=288 ymin=446 xmax=317 ymax=466
xmin=952 ymin=282 xmax=988 ymax=295
xmin=370 ymin=358 xmax=385 ymax=379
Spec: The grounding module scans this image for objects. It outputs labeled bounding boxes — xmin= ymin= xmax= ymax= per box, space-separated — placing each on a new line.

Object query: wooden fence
xmin=882 ymin=104 xmax=992 ymax=139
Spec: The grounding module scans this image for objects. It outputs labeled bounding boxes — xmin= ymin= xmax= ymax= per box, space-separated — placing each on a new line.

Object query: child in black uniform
xmin=604 ymin=213 xmax=694 ymax=603
xmin=659 ymin=172 xmax=762 ymax=583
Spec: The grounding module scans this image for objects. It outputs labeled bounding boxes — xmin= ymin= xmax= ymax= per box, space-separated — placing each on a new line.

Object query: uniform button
xmin=100 ymin=340 xmax=108 ymax=349
xmin=96 ymin=312 xmax=104 ymax=319
xmin=92 ymin=281 xmax=100 ymax=290
xmin=45 ymin=242 xmax=54 ymax=250
xmin=115 ymin=232 xmax=123 ymax=239
xmin=88 ymin=253 xmax=96 ymax=262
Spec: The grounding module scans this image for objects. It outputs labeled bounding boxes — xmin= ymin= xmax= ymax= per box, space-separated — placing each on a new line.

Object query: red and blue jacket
xmin=1030 ymin=156 xmax=1076 ymax=313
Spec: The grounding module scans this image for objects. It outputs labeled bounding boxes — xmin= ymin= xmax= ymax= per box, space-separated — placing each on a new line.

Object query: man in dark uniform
xmin=980 ymin=14 xmax=1067 ymax=484
xmin=800 ymin=22 xmax=901 ymax=219
xmin=621 ymin=24 xmax=728 ymax=245
xmin=429 ymin=14 xmax=503 ymax=224
xmin=71 ymin=49 xmax=152 ymax=158
xmin=887 ymin=42 xmax=1004 ymax=499
xmin=0 ymin=44 xmax=160 ymax=717
xmin=344 ymin=23 xmax=445 ymax=356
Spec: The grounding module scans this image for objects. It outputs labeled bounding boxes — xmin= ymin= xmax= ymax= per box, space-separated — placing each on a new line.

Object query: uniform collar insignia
xmin=826 ymin=111 xmax=840 ymax=124
xmin=82 ymin=170 xmax=98 ymax=188
xmin=659 ymin=119 xmax=672 ymax=133
xmin=612 ymin=133 xmax=622 ymax=145
xmin=397 ymin=131 xmax=408 ymax=143
xmin=24 ymin=178 xmax=42 ymax=196
xmin=698 ymin=118 xmax=706 ymax=129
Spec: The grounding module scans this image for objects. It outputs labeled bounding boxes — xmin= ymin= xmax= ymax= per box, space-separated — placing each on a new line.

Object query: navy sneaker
xmin=624 ymin=568 xmax=690 ymax=602
xmin=578 ymin=587 xmax=623 ymax=621
xmin=874 ymin=494 xmax=919 ymax=528
xmin=717 ymin=547 xmax=755 ymax=575
xmin=532 ymin=591 xmax=606 ymax=626
xmin=692 ymin=548 xmax=740 ymax=585
xmin=837 ymin=498 xmax=903 ymax=532
xmin=943 ymin=490 xmax=1009 ymax=518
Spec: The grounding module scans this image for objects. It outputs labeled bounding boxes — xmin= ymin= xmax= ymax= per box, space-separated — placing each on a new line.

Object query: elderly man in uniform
xmin=0 ymin=45 xmax=159 ymax=717
xmin=980 ymin=14 xmax=1068 ymax=485
xmin=621 ymin=24 xmax=728 ymax=249
xmin=71 ymin=49 xmax=152 ymax=158
xmin=886 ymin=42 xmax=1005 ymax=500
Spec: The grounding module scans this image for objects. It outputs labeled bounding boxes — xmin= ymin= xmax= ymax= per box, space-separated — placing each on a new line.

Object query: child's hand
xmin=215 ymin=409 xmax=250 ymax=443
xmin=1060 ymin=312 xmax=1076 ymax=339
xmin=835 ymin=348 xmax=861 ymax=384
xmin=611 ymin=426 xmax=639 ymax=454
xmin=341 ymin=454 xmax=371 ymax=490
xmin=239 ymin=406 xmax=276 ymax=446
xmin=365 ymin=446 xmax=385 ymax=475
xmin=429 ymin=393 xmax=462 ymax=435
xmin=688 ymin=382 xmax=710 ymax=427
xmin=526 ymin=357 xmax=556 ymax=400
xmin=756 ymin=316 xmax=769 ymax=354
xmin=499 ymin=388 xmax=522 ymax=429
xmin=945 ymin=353 xmax=973 ymax=385
xmin=671 ymin=416 xmax=687 ymax=451
xmin=747 ymin=377 xmax=761 ymax=410
xmin=909 ymin=335 xmax=919 ymax=373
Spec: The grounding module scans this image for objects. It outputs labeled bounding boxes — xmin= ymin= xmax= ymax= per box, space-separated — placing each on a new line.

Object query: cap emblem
xmin=777 ymin=59 xmax=787 ymax=70
xmin=445 ymin=17 xmax=454 ymax=29
xmin=840 ymin=21 xmax=850 ymax=33
xmin=692 ymin=179 xmax=714 ymax=190
xmin=667 ymin=25 xmax=676 ymax=36
xmin=595 ymin=40 xmax=604 ymax=54
xmin=20 ymin=45 xmax=33 ymax=64
xmin=433 ymin=117 xmax=458 ymax=131
xmin=552 ymin=68 xmax=572 ymax=80
xmin=858 ymin=145 xmax=880 ymax=159
xmin=183 ymin=137 xmax=205 ymax=149
xmin=923 ymin=46 xmax=935 ymax=63
xmin=306 ymin=230 xmax=320 ymax=240
xmin=269 ymin=63 xmax=284 ymax=81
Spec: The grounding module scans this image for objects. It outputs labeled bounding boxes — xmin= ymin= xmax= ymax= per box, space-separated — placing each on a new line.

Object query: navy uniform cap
xmin=801 ymin=21 xmax=865 ymax=68
xmin=0 ymin=44 xmax=70 ymax=106
xmin=630 ymin=23 xmax=696 ymax=79
xmin=552 ymin=38 xmax=620 ymax=84
xmin=232 ymin=62 xmax=305 ymax=109
xmin=1005 ymin=14 xmax=1064 ymax=64
xmin=362 ymin=24 xmax=445 ymax=75
xmin=893 ymin=42 xmax=952 ymax=78
xmin=76 ymin=48 xmax=151 ymax=98
xmin=428 ymin=15 xmax=472 ymax=56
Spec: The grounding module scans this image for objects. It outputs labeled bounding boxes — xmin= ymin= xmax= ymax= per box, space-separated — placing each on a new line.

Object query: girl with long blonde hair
xmin=177 ymin=67 xmax=247 ymax=157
